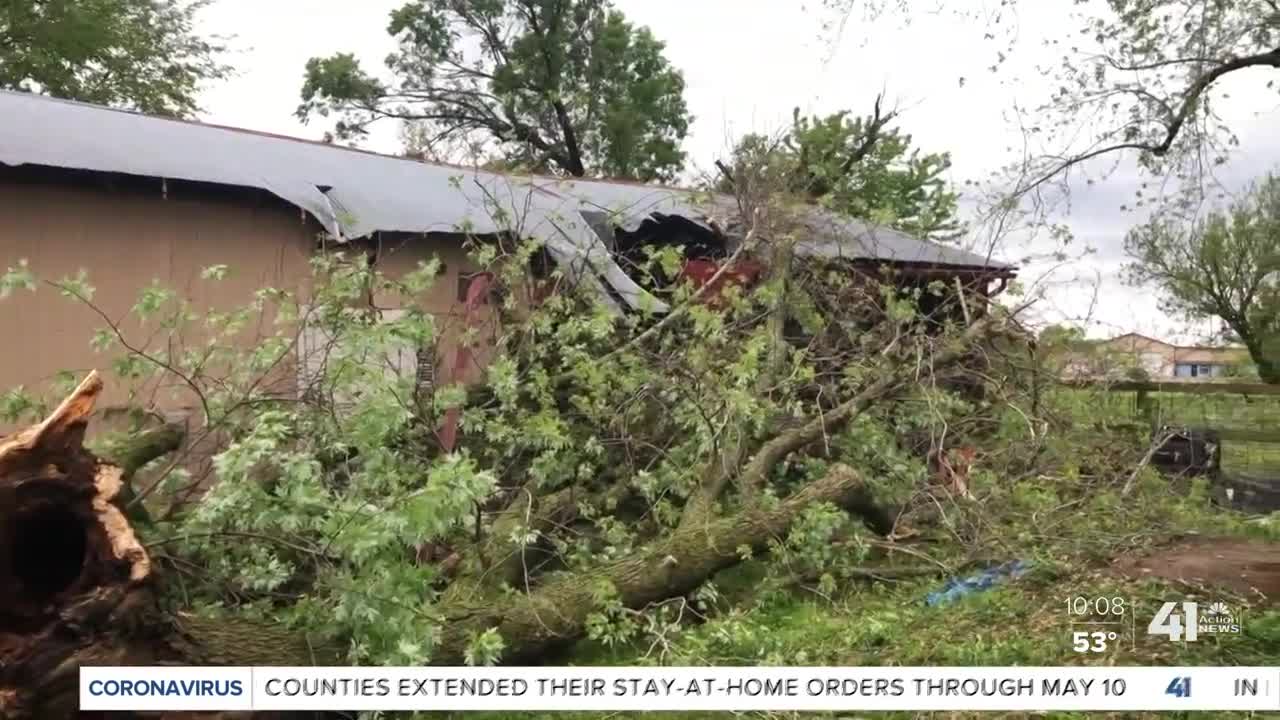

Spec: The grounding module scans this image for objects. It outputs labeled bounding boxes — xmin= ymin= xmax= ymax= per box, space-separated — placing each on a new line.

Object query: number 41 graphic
xmin=1148 ymin=601 xmax=1199 ymax=642
xmin=1166 ymin=676 xmax=1192 ymax=698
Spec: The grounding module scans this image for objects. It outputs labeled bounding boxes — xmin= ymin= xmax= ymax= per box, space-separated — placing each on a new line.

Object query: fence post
xmin=1134 ymin=385 xmax=1152 ymax=427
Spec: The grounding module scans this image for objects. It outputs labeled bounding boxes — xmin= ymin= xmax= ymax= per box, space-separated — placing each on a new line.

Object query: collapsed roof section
xmin=0 ymin=90 xmax=1014 ymax=313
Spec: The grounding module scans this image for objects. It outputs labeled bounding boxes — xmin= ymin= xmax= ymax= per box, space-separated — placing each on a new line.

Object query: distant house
xmin=1063 ymin=333 xmax=1250 ymax=380
xmin=0 ymin=90 xmax=1014 ymax=420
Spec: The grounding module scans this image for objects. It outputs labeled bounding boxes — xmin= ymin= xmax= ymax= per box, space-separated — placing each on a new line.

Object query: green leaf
xmin=0 ymin=0 xmax=231 ymax=117
xmin=0 ymin=260 xmax=37 ymax=298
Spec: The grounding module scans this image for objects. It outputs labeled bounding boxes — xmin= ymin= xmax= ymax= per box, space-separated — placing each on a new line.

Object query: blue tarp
xmin=924 ymin=560 xmax=1031 ymax=606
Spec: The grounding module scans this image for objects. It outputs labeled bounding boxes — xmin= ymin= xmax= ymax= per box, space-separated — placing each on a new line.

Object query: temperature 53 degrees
xmin=1072 ymin=630 xmax=1118 ymax=653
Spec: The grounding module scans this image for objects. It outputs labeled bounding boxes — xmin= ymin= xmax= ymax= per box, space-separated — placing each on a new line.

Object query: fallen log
xmin=430 ymin=315 xmax=1008 ymax=662
xmin=0 ymin=373 xmax=337 ymax=720
xmin=101 ymin=418 xmax=187 ymax=525
xmin=442 ymin=485 xmax=581 ymax=603
xmin=431 ymin=463 xmax=884 ymax=663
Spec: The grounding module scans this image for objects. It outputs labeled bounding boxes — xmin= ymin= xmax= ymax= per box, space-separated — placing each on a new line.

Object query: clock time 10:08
xmin=1065 ymin=596 xmax=1127 ymax=617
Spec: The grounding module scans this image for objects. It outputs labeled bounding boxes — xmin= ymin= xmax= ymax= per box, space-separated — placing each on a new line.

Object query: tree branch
xmin=1020 ymin=47 xmax=1280 ymax=196
xmin=715 ymin=159 xmax=737 ymax=188
xmin=432 ymin=463 xmax=885 ymax=664
xmin=838 ymin=93 xmax=896 ymax=176
xmin=744 ymin=312 xmax=1004 ymax=486
xmin=521 ymin=0 xmax=585 ymax=176
xmin=443 ymin=486 xmax=581 ymax=602
xmin=683 ymin=310 xmax=1009 ymax=528
xmin=552 ymin=100 xmax=586 ymax=176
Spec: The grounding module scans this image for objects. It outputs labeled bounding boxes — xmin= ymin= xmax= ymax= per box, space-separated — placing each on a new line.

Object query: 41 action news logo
xmin=1147 ymin=601 xmax=1241 ymax=642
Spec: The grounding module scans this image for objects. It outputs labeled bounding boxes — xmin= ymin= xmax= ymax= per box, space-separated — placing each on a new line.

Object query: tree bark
xmin=1241 ymin=334 xmax=1280 ymax=384
xmin=102 ymin=420 xmax=187 ymax=524
xmin=0 ymin=373 xmax=337 ymax=720
xmin=431 ymin=463 xmax=883 ymax=664
xmin=440 ymin=485 xmax=581 ymax=606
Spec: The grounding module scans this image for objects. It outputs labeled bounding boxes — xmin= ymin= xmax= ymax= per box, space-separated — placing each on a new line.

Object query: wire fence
xmin=1063 ymin=380 xmax=1280 ymax=479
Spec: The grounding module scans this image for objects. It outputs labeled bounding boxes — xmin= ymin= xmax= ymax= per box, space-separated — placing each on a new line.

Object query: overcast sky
xmin=194 ymin=0 xmax=1280 ymax=343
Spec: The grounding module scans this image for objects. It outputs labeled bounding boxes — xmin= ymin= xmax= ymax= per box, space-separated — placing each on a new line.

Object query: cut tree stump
xmin=0 ymin=372 xmax=336 ymax=720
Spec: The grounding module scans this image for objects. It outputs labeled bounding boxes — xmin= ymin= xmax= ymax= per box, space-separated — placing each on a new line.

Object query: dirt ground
xmin=1113 ymin=535 xmax=1280 ymax=603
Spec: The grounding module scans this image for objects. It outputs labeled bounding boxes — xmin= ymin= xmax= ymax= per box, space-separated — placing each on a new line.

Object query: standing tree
xmin=1036 ymin=323 xmax=1086 ymax=347
xmin=816 ymin=0 xmax=1278 ymax=347
xmin=718 ymin=100 xmax=961 ymax=240
xmin=0 ymin=0 xmax=230 ymax=117
xmin=1125 ymin=172 xmax=1280 ymax=382
xmin=298 ymin=0 xmax=691 ymax=181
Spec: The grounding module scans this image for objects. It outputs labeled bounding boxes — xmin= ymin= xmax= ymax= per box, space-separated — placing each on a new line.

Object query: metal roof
xmin=792 ymin=211 xmax=1006 ymax=269
xmin=0 ymin=90 xmax=1012 ymax=311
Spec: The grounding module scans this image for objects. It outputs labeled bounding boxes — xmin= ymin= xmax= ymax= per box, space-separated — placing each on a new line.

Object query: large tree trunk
xmin=1217 ymin=319 xmax=1280 ymax=384
xmin=0 ymin=372 xmax=155 ymax=718
xmin=430 ymin=464 xmax=886 ymax=664
xmin=0 ymin=373 xmax=336 ymax=720
xmin=1242 ymin=335 xmax=1280 ymax=384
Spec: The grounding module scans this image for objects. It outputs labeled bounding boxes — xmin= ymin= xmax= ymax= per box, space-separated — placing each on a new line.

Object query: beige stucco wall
xmin=0 ymin=178 xmax=316 ymax=415
xmin=364 ymin=234 xmax=494 ymax=385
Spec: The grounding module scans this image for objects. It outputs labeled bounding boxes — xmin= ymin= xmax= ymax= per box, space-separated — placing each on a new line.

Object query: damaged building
xmin=0 ymin=89 xmax=1015 ymax=421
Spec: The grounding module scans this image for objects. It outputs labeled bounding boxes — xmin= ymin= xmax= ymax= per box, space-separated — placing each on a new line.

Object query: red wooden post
xmin=437 ymin=272 xmax=494 ymax=452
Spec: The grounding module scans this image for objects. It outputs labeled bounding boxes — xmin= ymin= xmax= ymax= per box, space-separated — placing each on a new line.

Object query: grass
xmin=1223 ymin=442 xmax=1280 ymax=476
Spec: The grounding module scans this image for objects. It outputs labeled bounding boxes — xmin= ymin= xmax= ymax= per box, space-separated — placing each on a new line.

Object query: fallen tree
xmin=0 ymin=311 xmax=998 ymax=707
xmin=0 ymin=373 xmax=339 ymax=720
xmin=431 ymin=463 xmax=884 ymax=663
xmin=425 ymin=306 xmax=1004 ymax=662
xmin=0 ymin=174 xmax=1022 ymax=701
xmin=0 ymin=309 xmax=1001 ymax=716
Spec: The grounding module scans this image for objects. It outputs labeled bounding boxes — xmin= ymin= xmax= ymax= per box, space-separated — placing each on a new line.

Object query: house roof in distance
xmin=1102 ymin=332 xmax=1246 ymax=353
xmin=0 ymin=89 xmax=1014 ymax=309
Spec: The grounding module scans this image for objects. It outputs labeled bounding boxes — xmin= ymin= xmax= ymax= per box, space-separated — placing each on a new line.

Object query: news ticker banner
xmin=81 ymin=666 xmax=1279 ymax=712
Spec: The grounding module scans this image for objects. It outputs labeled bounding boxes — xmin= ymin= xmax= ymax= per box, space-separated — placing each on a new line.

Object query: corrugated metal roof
xmin=0 ymin=90 xmax=669 ymax=310
xmin=792 ymin=211 xmax=1004 ymax=268
xmin=0 ymin=90 xmax=1012 ymax=311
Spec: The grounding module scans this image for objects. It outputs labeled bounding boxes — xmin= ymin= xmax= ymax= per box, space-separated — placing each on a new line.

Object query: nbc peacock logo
xmin=1200 ymin=601 xmax=1241 ymax=634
